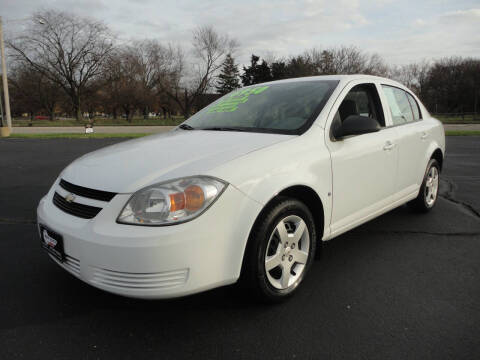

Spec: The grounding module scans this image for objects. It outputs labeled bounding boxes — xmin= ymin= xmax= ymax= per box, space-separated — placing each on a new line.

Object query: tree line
xmin=5 ymin=10 xmax=480 ymax=122
xmin=239 ymin=52 xmax=479 ymax=116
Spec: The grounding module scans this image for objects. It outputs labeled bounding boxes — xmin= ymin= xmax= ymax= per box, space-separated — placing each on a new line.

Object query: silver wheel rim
xmin=264 ymin=215 xmax=310 ymax=290
xmin=425 ymin=166 xmax=439 ymax=207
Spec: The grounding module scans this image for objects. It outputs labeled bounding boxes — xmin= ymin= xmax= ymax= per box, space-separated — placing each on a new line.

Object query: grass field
xmin=444 ymin=130 xmax=480 ymax=136
xmin=12 ymin=116 xmax=184 ymax=127
xmin=434 ymin=114 xmax=479 ymax=124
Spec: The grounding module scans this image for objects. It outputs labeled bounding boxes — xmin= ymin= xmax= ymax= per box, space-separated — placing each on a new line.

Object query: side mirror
xmin=333 ymin=115 xmax=381 ymax=139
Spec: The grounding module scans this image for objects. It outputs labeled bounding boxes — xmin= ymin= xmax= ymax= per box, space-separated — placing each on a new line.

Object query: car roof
xmin=249 ymin=74 xmax=407 ymax=90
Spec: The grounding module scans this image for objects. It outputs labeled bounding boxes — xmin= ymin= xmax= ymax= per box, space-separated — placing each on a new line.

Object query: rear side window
xmin=381 ymin=85 xmax=414 ymax=125
xmin=406 ymin=92 xmax=422 ymax=121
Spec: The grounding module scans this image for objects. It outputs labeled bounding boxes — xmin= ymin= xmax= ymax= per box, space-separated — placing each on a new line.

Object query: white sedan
xmin=37 ymin=75 xmax=445 ymax=301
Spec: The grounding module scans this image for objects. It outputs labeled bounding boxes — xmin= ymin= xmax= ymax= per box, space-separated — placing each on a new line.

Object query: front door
xmin=325 ymin=82 xmax=398 ymax=237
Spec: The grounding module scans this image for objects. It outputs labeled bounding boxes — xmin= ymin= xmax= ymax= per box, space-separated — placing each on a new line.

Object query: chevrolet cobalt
xmin=38 ymin=75 xmax=445 ymax=301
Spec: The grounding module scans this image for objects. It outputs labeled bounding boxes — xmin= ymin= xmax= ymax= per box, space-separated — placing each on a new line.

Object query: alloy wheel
xmin=425 ymin=166 xmax=439 ymax=207
xmin=264 ymin=215 xmax=310 ymax=289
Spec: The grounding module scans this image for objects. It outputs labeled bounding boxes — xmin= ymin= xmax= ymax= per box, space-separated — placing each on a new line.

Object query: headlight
xmin=117 ymin=176 xmax=227 ymax=226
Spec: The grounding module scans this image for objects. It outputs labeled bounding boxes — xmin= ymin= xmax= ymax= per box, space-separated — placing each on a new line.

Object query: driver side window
xmin=331 ymin=83 xmax=385 ymax=137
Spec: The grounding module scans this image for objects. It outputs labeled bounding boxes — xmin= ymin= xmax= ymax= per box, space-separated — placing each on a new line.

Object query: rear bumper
xmin=37 ymin=182 xmax=262 ymax=299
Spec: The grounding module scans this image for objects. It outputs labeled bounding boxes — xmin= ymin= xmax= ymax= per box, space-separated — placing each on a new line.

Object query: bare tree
xmin=126 ymin=40 xmax=165 ymax=119
xmin=330 ymin=46 xmax=363 ymax=73
xmin=113 ymin=49 xmax=143 ymax=121
xmin=159 ymin=26 xmax=237 ymax=118
xmin=389 ymin=60 xmax=430 ymax=95
xmin=8 ymin=10 xmax=115 ymax=120
xmin=100 ymin=41 xmax=167 ymax=122
xmin=100 ymin=51 xmax=124 ymax=119
xmin=297 ymin=46 xmax=388 ymax=76
xmin=363 ymin=53 xmax=389 ymax=76
xmin=422 ymin=57 xmax=480 ymax=114
xmin=9 ymin=63 xmax=63 ymax=120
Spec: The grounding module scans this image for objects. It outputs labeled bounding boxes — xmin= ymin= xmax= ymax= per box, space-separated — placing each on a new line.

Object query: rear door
xmin=325 ymin=81 xmax=398 ymax=237
xmin=380 ymin=85 xmax=429 ymax=198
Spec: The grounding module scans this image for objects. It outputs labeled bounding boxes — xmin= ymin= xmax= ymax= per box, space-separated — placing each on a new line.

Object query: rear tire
xmin=408 ymin=159 xmax=440 ymax=212
xmin=241 ymin=197 xmax=317 ymax=302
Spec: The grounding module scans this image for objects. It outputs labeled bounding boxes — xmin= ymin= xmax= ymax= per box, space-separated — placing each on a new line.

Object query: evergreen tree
xmin=215 ymin=54 xmax=241 ymax=95
xmin=271 ymin=61 xmax=289 ymax=80
xmin=241 ymin=55 xmax=272 ymax=86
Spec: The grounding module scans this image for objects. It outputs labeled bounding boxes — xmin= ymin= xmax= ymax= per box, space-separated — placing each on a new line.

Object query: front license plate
xmin=39 ymin=225 xmax=65 ymax=262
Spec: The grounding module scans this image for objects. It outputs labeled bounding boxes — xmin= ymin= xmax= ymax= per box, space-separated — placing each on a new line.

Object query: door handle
xmin=383 ymin=141 xmax=395 ymax=151
xmin=421 ymin=132 xmax=428 ymax=140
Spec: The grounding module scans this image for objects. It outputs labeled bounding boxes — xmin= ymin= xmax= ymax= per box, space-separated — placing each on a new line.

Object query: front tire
xmin=241 ymin=197 xmax=317 ymax=302
xmin=408 ymin=158 xmax=440 ymax=212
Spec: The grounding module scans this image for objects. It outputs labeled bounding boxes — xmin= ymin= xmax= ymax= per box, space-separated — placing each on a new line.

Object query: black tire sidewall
xmin=251 ymin=198 xmax=317 ymax=300
xmin=421 ymin=159 xmax=440 ymax=209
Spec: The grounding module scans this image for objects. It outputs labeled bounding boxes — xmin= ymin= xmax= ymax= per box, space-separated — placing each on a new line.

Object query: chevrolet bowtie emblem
xmin=64 ymin=193 xmax=76 ymax=203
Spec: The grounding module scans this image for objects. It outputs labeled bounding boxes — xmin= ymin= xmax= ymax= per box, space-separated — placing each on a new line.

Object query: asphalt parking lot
xmin=1 ymin=136 xmax=479 ymax=359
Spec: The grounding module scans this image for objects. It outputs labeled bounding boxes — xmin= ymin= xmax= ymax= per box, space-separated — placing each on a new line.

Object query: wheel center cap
xmin=284 ymin=246 xmax=292 ymax=255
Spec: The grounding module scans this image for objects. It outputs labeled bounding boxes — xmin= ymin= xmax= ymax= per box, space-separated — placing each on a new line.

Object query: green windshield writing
xmin=208 ymin=86 xmax=269 ymax=113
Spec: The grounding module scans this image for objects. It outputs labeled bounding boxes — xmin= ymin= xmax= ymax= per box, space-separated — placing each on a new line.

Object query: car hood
xmin=61 ymin=130 xmax=293 ymax=193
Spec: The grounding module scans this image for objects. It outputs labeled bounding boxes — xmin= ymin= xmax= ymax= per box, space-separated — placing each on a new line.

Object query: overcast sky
xmin=3 ymin=0 xmax=480 ymax=66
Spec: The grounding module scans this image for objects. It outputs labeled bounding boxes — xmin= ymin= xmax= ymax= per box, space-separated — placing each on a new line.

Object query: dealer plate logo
xmin=43 ymin=230 xmax=57 ymax=247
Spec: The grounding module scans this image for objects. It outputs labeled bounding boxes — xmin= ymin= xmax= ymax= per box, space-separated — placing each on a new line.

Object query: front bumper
xmin=37 ymin=181 xmax=262 ymax=299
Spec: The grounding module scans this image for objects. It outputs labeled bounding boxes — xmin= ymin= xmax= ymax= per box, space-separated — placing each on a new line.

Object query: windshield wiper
xmin=178 ymin=123 xmax=195 ymax=130
xmin=200 ymin=126 xmax=250 ymax=132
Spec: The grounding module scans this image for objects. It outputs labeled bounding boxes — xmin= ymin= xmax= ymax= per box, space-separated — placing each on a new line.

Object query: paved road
xmin=0 ymin=137 xmax=479 ymax=359
xmin=9 ymin=123 xmax=480 ymax=134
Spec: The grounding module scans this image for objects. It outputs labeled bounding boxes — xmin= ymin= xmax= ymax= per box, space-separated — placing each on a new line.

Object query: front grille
xmin=91 ymin=267 xmax=189 ymax=290
xmin=64 ymin=255 xmax=81 ymax=276
xmin=51 ymin=254 xmax=80 ymax=277
xmin=53 ymin=192 xmax=102 ymax=219
xmin=60 ymin=179 xmax=117 ymax=202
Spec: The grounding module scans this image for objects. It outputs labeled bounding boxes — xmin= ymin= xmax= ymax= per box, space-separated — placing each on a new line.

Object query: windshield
xmin=183 ymin=80 xmax=339 ymax=134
